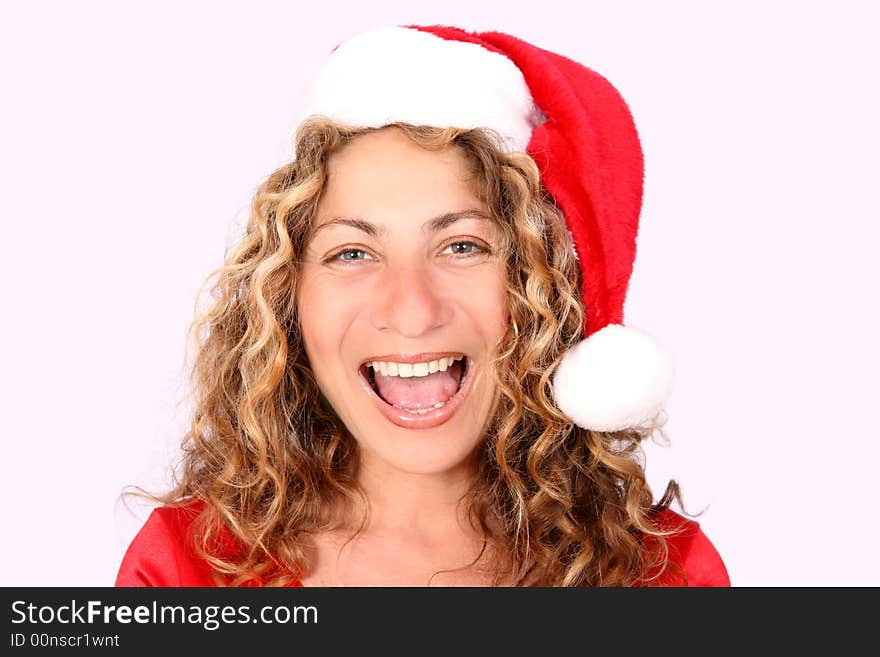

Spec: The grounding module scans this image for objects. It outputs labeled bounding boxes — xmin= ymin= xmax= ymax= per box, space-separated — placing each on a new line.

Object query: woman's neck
xmin=299 ymin=452 xmax=516 ymax=586
xmin=351 ymin=452 xmax=481 ymax=542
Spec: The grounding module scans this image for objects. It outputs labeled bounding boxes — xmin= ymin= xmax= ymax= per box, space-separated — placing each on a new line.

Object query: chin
xmin=360 ymin=437 xmax=482 ymax=477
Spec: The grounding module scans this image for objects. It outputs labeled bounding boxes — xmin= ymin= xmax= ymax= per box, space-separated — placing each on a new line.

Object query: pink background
xmin=2 ymin=1 xmax=877 ymax=585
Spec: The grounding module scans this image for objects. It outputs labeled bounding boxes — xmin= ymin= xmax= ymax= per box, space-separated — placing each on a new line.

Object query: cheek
xmin=296 ymin=272 xmax=355 ymax=362
xmin=475 ymin=271 xmax=510 ymax=336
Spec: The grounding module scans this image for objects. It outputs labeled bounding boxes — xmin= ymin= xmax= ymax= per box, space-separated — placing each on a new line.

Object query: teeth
xmin=368 ymin=356 xmax=463 ymax=378
xmin=393 ymin=400 xmax=448 ymax=414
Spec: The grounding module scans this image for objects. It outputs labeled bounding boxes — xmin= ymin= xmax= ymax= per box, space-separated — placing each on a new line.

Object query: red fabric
xmin=115 ymin=502 xmax=728 ymax=587
xmin=648 ymin=508 xmax=731 ymax=586
xmin=114 ymin=501 xmax=265 ymax=587
xmin=410 ymin=25 xmax=644 ymax=336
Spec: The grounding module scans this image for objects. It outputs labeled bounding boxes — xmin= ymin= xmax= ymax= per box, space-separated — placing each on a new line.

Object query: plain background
xmin=2 ymin=1 xmax=877 ymax=586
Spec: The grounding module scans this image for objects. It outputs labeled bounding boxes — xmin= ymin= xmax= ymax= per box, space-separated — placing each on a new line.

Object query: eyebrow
xmin=311 ymin=209 xmax=494 ymax=239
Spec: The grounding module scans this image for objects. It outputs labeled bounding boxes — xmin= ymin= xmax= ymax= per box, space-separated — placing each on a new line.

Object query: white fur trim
xmin=294 ymin=26 xmax=540 ymax=152
xmin=552 ymin=325 xmax=674 ymax=432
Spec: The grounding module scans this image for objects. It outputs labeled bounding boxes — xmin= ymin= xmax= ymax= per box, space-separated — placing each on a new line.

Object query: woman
xmin=116 ymin=25 xmax=729 ymax=587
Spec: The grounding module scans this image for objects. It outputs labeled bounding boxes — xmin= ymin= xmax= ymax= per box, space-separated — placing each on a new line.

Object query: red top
xmin=115 ymin=501 xmax=729 ymax=587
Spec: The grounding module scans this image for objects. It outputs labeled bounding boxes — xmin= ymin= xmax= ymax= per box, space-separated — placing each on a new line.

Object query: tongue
xmin=374 ymin=361 xmax=462 ymax=410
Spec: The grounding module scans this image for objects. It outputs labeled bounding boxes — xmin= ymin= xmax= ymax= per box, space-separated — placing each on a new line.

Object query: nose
xmin=370 ymin=263 xmax=452 ymax=338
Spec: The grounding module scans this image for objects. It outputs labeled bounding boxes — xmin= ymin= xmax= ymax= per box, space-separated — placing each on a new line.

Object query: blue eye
xmin=443 ymin=241 xmax=489 ymax=257
xmin=331 ymin=248 xmax=371 ymax=263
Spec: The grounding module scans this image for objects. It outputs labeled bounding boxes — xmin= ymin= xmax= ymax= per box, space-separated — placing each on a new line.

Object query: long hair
xmin=133 ymin=118 xmax=684 ymax=586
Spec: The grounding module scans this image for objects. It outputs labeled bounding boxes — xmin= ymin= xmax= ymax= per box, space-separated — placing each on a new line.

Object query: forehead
xmin=328 ymin=127 xmax=468 ymax=172
xmin=311 ymin=128 xmax=499 ymax=240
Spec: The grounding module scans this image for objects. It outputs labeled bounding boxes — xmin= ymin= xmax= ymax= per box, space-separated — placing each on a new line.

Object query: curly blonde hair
xmin=133 ymin=118 xmax=684 ymax=587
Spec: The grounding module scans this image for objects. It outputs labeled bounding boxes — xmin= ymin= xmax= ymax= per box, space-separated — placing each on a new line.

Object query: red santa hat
xmin=295 ymin=25 xmax=674 ymax=432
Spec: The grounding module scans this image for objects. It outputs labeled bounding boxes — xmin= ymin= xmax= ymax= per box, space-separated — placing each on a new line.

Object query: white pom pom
xmin=551 ymin=324 xmax=674 ymax=432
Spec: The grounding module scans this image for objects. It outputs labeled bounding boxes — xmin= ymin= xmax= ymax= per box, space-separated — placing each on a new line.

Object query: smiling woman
xmin=116 ymin=25 xmax=729 ymax=587
xmin=298 ymin=127 xmax=509 ymax=471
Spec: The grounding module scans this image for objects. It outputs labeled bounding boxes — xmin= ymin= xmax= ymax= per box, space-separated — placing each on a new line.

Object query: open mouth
xmin=360 ymin=357 xmax=469 ymax=411
xmin=356 ymin=355 xmax=473 ymax=428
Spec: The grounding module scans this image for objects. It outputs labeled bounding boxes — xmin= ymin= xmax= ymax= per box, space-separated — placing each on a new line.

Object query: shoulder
xmin=115 ymin=499 xmax=218 ymax=587
xmin=649 ymin=508 xmax=731 ymax=587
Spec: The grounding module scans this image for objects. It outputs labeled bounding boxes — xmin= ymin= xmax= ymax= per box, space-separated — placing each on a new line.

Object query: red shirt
xmin=115 ymin=501 xmax=729 ymax=587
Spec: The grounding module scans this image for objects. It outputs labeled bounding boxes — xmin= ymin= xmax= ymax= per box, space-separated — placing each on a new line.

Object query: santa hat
xmin=294 ymin=25 xmax=674 ymax=432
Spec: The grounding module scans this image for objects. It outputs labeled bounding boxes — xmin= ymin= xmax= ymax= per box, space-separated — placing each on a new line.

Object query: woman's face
xmin=297 ymin=127 xmax=509 ymax=476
